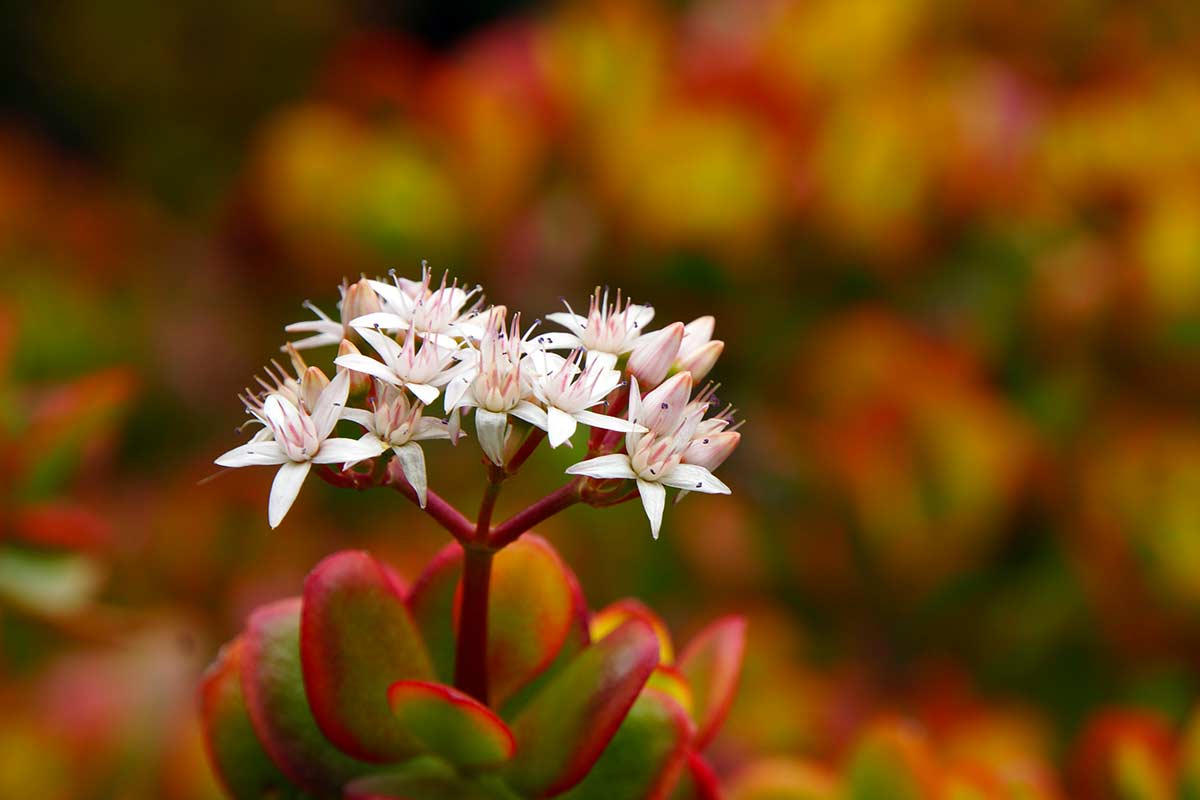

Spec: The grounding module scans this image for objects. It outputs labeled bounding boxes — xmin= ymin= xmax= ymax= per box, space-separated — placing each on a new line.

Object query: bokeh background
xmin=2 ymin=0 xmax=1200 ymax=795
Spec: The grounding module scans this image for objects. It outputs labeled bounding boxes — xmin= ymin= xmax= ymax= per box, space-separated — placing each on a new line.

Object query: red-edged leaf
xmin=241 ymin=598 xmax=376 ymax=795
xmin=301 ymin=550 xmax=434 ymax=762
xmin=344 ymin=759 xmax=512 ymax=800
xmin=723 ymin=757 xmax=838 ymax=800
xmin=407 ymin=543 xmax=464 ymax=682
xmin=504 ymin=618 xmax=660 ymax=797
xmin=199 ymin=637 xmax=310 ymax=799
xmin=558 ymin=687 xmax=695 ymax=800
xmin=387 ymin=680 xmax=515 ymax=769
xmin=678 ymin=616 xmax=747 ymax=748
xmin=647 ymin=665 xmax=694 ymax=718
xmin=591 ymin=599 xmax=675 ymax=665
xmin=407 ymin=536 xmax=588 ymax=709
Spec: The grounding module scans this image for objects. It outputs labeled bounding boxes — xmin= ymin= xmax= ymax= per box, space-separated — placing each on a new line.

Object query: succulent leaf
xmin=678 ymin=616 xmax=747 ymax=748
xmin=387 ymin=680 xmax=516 ymax=769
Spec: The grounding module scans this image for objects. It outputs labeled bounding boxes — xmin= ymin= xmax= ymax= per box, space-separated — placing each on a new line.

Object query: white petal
xmin=312 ymin=369 xmax=350 ymax=440
xmin=215 ymin=440 xmax=288 ymax=467
xmin=659 ymin=463 xmax=730 ymax=494
xmin=629 ymin=304 xmax=656 ymax=331
xmin=528 ymin=331 xmax=583 ymax=351
xmin=510 ymin=400 xmax=549 ymax=431
xmin=584 ymin=350 xmax=619 ymax=371
xmin=393 ymin=442 xmax=428 ymax=507
xmin=311 ymin=436 xmax=389 ymax=465
xmin=545 ymin=311 xmax=587 ymax=337
xmin=368 ymin=281 xmax=415 ymax=315
xmin=546 ymin=406 xmax=578 ymax=448
xmin=475 ymin=409 xmax=509 ymax=466
xmin=350 ymin=312 xmax=410 ymax=331
xmin=406 ymin=382 xmax=440 ymax=406
xmin=333 ymin=354 xmax=401 ymax=386
xmin=286 ymin=331 xmax=341 ymax=350
xmin=413 ymin=418 xmax=452 ymax=441
xmin=443 ymin=375 xmax=472 ymax=413
xmin=636 ymin=479 xmax=666 ymax=540
xmin=341 ymin=408 xmax=374 ymax=429
xmin=572 ymin=409 xmax=642 ymax=434
xmin=565 ymin=454 xmax=637 ymax=480
xmin=269 ymin=461 xmax=311 ymax=529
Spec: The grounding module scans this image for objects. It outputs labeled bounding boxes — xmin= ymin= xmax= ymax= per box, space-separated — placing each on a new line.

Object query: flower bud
xmin=342 ymin=277 xmax=382 ymax=324
xmin=681 ymin=430 xmax=740 ymax=471
xmin=638 ymin=371 xmax=693 ymax=435
xmin=676 ymin=339 xmax=723 ymax=382
xmin=299 ymin=366 xmax=330 ymax=413
xmin=336 ymin=339 xmax=373 ymax=396
xmin=628 ymin=322 xmax=684 ymax=388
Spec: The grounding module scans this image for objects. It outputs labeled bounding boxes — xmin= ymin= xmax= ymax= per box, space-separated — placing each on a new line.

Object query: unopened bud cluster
xmin=216 ymin=268 xmax=741 ymax=537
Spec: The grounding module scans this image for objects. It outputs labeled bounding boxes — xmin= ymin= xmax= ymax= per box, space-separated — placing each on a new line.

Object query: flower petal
xmin=333 ymin=354 xmax=401 ymax=386
xmin=546 ymin=406 xmax=578 ymax=448
xmin=269 ymin=461 xmax=311 ymax=528
xmin=406 ymin=382 xmax=440 ymax=406
xmin=636 ymin=479 xmax=666 ymax=540
xmin=215 ymin=440 xmax=288 ymax=468
xmin=572 ymin=409 xmax=642 ymax=434
xmin=528 ymin=331 xmax=583 ymax=351
xmin=393 ymin=443 xmax=428 ymax=508
xmin=341 ymin=408 xmax=374 ymax=429
xmin=544 ymin=312 xmax=587 ymax=337
xmin=660 ymin=463 xmax=731 ymax=495
xmin=565 ymin=454 xmax=636 ymax=481
xmin=475 ymin=409 xmax=509 ymax=466
xmin=350 ymin=312 xmax=410 ymax=331
xmin=312 ymin=370 xmax=350 ymax=440
xmin=311 ymin=436 xmax=388 ymax=467
xmin=510 ymin=400 xmax=549 ymax=431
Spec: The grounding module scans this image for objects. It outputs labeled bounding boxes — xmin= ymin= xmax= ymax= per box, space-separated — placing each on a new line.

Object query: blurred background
xmin=1 ymin=0 xmax=1199 ymax=795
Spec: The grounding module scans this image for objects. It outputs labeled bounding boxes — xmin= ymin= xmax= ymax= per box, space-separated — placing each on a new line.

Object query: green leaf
xmin=387 ymin=680 xmax=515 ymax=769
xmin=198 ymin=636 xmax=311 ymax=799
xmin=301 ymin=550 xmax=434 ymax=762
xmin=345 ymin=758 xmax=521 ymax=800
xmin=503 ymin=618 xmax=660 ymax=797
xmin=558 ymin=687 xmax=695 ymax=800
xmin=678 ymin=616 xmax=747 ymax=748
xmin=407 ymin=543 xmax=464 ymax=682
xmin=241 ymin=598 xmax=377 ymax=795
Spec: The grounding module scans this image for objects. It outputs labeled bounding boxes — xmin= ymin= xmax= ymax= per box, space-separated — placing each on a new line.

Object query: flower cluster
xmin=216 ymin=268 xmax=740 ymax=537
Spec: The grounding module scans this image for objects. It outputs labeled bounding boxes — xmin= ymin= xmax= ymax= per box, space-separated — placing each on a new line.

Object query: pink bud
xmin=299 ymin=366 xmax=330 ymax=413
xmin=682 ymin=430 xmax=740 ymax=471
xmin=677 ymin=339 xmax=723 ymax=382
xmin=343 ymin=277 xmax=382 ymax=322
xmin=628 ymin=322 xmax=685 ymax=388
xmin=336 ymin=339 xmax=373 ymax=396
xmin=638 ymin=371 xmax=693 ymax=434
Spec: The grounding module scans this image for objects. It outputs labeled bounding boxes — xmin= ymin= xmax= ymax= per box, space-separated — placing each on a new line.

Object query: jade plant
xmin=202 ymin=268 xmax=745 ymax=798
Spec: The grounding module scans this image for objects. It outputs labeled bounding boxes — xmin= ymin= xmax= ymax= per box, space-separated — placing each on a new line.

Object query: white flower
xmin=444 ymin=308 xmax=546 ymax=465
xmin=334 ymin=326 xmax=463 ymax=406
xmin=626 ymin=321 xmax=684 ymax=388
xmin=285 ymin=278 xmax=382 ymax=350
xmin=565 ymin=372 xmax=730 ymax=539
xmin=538 ymin=287 xmax=655 ymax=369
xmin=343 ymin=382 xmax=451 ymax=508
xmin=351 ymin=267 xmax=486 ymax=344
xmin=215 ymin=370 xmax=387 ymax=528
xmin=674 ymin=316 xmax=724 ymax=382
xmin=528 ymin=349 xmax=644 ymax=448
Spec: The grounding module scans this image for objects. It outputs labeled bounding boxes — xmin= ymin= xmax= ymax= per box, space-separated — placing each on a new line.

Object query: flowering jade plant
xmin=203 ymin=268 xmax=745 ymax=799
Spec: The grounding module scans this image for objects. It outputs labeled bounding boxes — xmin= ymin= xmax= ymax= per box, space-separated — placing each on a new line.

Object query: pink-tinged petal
xmin=241 ymin=599 xmax=376 ymax=794
xmin=573 ymin=409 xmax=643 ymax=434
xmin=301 ymin=551 xmax=435 ymax=762
xmin=547 ymin=405 xmax=579 ymax=448
xmin=678 ymin=616 xmax=747 ymax=749
xmin=529 ymin=330 xmax=584 ymax=350
xmin=387 ymin=680 xmax=515 ymax=768
xmin=676 ymin=340 xmax=723 ymax=383
xmin=637 ymin=479 xmax=666 ymax=540
xmin=544 ymin=311 xmax=588 ymax=337
xmin=393 ymin=443 xmax=428 ymax=508
xmin=628 ymin=322 xmax=685 ymax=389
xmin=312 ymin=436 xmax=389 ymax=466
xmin=591 ymin=598 xmax=676 ymax=665
xmin=681 ymin=431 xmax=740 ymax=472
xmin=566 ymin=454 xmax=637 ymax=481
xmin=215 ymin=440 xmax=288 ymax=468
xmin=660 ymin=464 xmax=731 ymax=495
xmin=269 ymin=461 xmax=311 ymax=529
xmin=682 ymin=316 xmax=715 ymax=346
xmin=640 ymin=373 xmax=693 ymax=434
xmin=335 ymin=354 xmax=402 ymax=386
xmin=313 ymin=369 xmax=350 ymax=440
xmin=503 ymin=619 xmax=660 ymax=797
xmin=199 ymin=637 xmax=306 ymax=799
xmin=342 ymin=408 xmax=375 ymax=429
xmin=475 ymin=409 xmax=509 ymax=466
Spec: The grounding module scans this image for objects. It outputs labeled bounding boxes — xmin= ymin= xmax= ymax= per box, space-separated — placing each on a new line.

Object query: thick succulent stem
xmin=454 ymin=544 xmax=494 ymax=704
xmin=487 ymin=480 xmax=583 ymax=548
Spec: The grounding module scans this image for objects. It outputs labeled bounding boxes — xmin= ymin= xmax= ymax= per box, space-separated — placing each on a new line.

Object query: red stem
xmin=454 ymin=545 xmax=493 ymax=704
xmin=487 ymin=480 xmax=583 ymax=548
xmin=384 ymin=463 xmax=475 ymax=541
xmin=506 ymin=427 xmax=546 ymax=474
